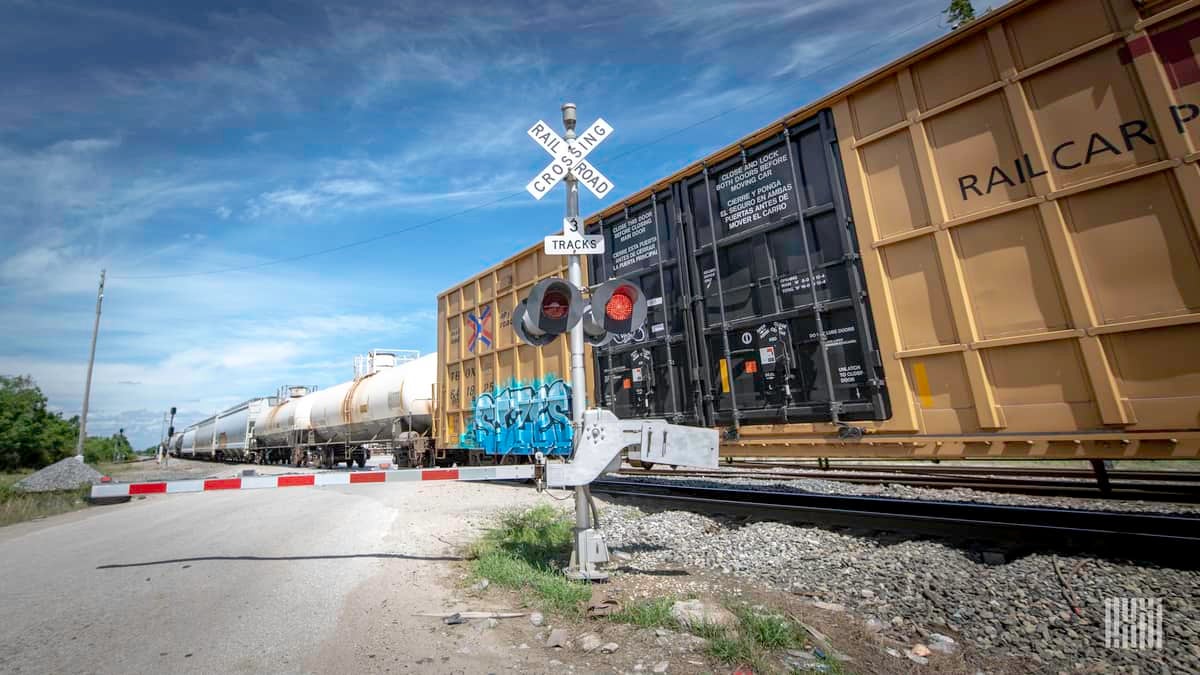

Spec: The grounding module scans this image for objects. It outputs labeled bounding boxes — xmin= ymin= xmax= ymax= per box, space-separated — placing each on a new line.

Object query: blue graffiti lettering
xmin=460 ymin=376 xmax=574 ymax=457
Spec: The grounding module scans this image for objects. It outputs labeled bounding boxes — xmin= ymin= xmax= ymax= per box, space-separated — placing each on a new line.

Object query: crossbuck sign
xmin=525 ymin=118 xmax=614 ymax=200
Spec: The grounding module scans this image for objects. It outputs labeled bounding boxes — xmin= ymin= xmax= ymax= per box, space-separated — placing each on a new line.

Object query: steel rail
xmin=589 ymin=479 xmax=1200 ymax=565
xmin=719 ymin=461 xmax=1200 ymax=482
xmin=615 ymin=468 xmax=1200 ymax=502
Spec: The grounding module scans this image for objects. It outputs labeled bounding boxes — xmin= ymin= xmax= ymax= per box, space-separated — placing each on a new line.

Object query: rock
xmin=864 ymin=617 xmax=886 ymax=633
xmin=669 ymin=599 xmax=737 ymax=630
xmin=518 ymin=644 xmax=529 ymax=650
xmin=905 ymin=650 xmax=929 ymax=665
xmin=885 ymin=648 xmax=902 ymax=658
xmin=14 ymin=457 xmax=104 ymax=493
xmin=600 ymin=642 xmax=619 ymax=654
xmin=652 ymin=661 xmax=669 ymax=673
xmin=633 ymin=665 xmax=644 ymax=672
xmin=484 ymin=618 xmax=499 ymax=629
xmin=911 ymin=643 xmax=931 ymax=657
xmin=860 ymin=589 xmax=875 ymax=598
xmin=471 ymin=579 xmax=490 ymax=592
xmin=928 ymin=633 xmax=958 ymax=654
xmin=578 ymin=633 xmax=603 ymax=653
xmin=891 ymin=616 xmax=905 ymax=627
xmin=529 ymin=612 xmax=544 ymax=627
xmin=612 ymin=550 xmax=633 ymax=562
xmin=811 ymin=601 xmax=846 ymax=612
xmin=546 ymin=629 xmax=569 ymax=648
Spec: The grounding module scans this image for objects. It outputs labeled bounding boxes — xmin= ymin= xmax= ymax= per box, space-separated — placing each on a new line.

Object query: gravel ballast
xmin=14 ymin=457 xmax=104 ymax=493
xmin=600 ymin=504 xmax=1199 ymax=673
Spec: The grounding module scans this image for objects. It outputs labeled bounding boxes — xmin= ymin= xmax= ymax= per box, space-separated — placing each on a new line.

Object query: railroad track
xmin=722 ymin=461 xmax=1200 ymax=482
xmin=617 ymin=465 xmax=1200 ymax=502
xmin=589 ymin=479 xmax=1200 ymax=565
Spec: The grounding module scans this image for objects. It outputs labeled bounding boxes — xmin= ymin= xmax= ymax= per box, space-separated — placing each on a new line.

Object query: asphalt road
xmin=0 ymin=479 xmax=548 ymax=674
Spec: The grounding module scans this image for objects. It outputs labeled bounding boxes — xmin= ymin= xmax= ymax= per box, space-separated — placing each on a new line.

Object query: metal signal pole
xmin=562 ymin=103 xmax=606 ymax=581
xmin=75 ymin=269 xmax=105 ymax=461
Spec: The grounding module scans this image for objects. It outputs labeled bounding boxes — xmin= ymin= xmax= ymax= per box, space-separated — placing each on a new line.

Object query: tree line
xmin=0 ymin=375 xmax=134 ymax=470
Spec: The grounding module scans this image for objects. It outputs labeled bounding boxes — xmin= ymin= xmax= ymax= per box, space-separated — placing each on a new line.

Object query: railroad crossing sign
xmin=525 ymin=118 xmax=615 ymax=200
xmin=545 ymin=216 xmax=605 ymax=255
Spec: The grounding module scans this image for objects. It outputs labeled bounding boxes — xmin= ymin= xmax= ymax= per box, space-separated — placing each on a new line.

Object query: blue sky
xmin=0 ymin=0 xmax=952 ymax=450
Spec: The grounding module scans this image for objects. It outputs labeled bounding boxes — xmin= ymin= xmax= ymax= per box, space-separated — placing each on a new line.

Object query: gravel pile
xmin=601 ymin=505 xmax=1200 ymax=673
xmin=614 ymin=473 xmax=1200 ymax=514
xmin=14 ymin=457 xmax=104 ymax=493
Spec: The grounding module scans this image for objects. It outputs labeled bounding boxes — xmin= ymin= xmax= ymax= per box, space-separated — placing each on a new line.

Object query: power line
xmin=110 ymin=12 xmax=942 ymax=281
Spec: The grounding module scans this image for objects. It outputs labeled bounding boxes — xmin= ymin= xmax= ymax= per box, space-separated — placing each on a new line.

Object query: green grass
xmin=467 ymin=505 xmax=591 ymax=615
xmin=607 ymin=596 xmax=679 ymax=629
xmin=465 ymin=507 xmax=850 ymax=673
xmin=0 ymin=478 xmax=92 ymax=528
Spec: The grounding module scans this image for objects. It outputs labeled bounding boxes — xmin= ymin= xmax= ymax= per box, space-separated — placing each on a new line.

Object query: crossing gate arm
xmin=89 ymin=465 xmax=535 ymax=499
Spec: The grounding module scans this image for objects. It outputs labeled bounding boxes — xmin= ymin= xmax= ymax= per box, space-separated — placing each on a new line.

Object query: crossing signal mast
xmin=518 ymin=104 xmax=716 ymax=581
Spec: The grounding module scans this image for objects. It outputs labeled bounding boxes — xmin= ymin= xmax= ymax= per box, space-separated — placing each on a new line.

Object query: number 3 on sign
xmin=564 ymin=217 xmax=581 ymax=236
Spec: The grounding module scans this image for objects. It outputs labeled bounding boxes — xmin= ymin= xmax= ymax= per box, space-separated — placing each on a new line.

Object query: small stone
xmin=529 ymin=612 xmax=544 ymax=627
xmin=811 ymin=601 xmax=846 ymax=612
xmin=633 ymin=665 xmax=644 ymax=672
xmin=885 ymin=648 xmax=902 ymax=658
xmin=928 ymin=633 xmax=958 ymax=655
xmin=864 ymin=618 xmax=886 ymax=633
xmin=518 ymin=644 xmax=529 ymax=650
xmin=860 ymin=589 xmax=875 ymax=598
xmin=471 ymin=579 xmax=490 ymax=592
xmin=546 ymin=629 xmax=569 ymax=648
xmin=891 ymin=616 xmax=905 ymax=627
xmin=911 ymin=643 xmax=931 ymax=658
xmin=578 ymin=633 xmax=603 ymax=653
xmin=612 ymin=550 xmax=633 ymax=562
xmin=670 ymin=599 xmax=738 ymax=629
xmin=600 ymin=642 xmax=619 ymax=654
xmin=905 ymin=650 xmax=929 ymax=665
xmin=652 ymin=661 xmax=669 ymax=673
xmin=485 ymin=618 xmax=499 ymax=629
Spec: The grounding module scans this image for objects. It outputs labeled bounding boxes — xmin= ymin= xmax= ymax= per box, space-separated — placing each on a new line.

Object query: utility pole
xmin=75 ymin=269 xmax=105 ymax=461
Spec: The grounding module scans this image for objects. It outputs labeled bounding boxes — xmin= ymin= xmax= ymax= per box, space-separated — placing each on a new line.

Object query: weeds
xmin=468 ymin=505 xmax=591 ymax=615
xmin=607 ymin=596 xmax=678 ymax=629
xmin=0 ymin=483 xmax=91 ymax=528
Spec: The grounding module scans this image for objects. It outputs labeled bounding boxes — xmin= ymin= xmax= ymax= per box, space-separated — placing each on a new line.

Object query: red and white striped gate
xmin=90 ymin=465 xmax=536 ymax=499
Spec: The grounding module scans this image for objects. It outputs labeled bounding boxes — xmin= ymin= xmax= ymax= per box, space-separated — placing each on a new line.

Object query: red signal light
xmin=541 ymin=290 xmax=570 ymax=320
xmin=605 ymin=288 xmax=634 ymax=321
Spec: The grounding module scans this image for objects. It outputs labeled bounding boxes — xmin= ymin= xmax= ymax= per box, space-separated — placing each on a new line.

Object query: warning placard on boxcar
xmin=610 ymin=209 xmax=659 ymax=272
xmin=714 ymin=149 xmax=795 ymax=234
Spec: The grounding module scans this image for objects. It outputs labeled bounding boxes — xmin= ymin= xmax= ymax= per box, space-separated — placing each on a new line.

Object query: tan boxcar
xmin=577 ymin=0 xmax=1200 ymax=459
xmin=436 ymin=245 xmax=593 ymax=455
xmin=439 ymin=0 xmax=1200 ymax=461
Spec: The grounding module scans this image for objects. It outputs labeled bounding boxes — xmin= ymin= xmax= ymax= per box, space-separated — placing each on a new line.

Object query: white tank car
xmin=180 ymin=427 xmax=197 ymax=457
xmin=252 ymin=352 xmax=437 ymax=468
xmin=251 ymin=386 xmax=315 ymax=461
xmin=176 ymin=398 xmax=272 ymax=461
xmin=307 ymin=353 xmax=437 ymax=440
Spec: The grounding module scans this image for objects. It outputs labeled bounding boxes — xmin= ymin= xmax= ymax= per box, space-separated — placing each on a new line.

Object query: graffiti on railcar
xmin=460 ymin=376 xmax=573 ymax=456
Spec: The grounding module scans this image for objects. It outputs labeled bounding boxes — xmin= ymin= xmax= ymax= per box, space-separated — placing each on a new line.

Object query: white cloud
xmin=216 ymin=206 xmax=231 ymax=219
xmin=318 ymin=178 xmax=382 ymax=197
